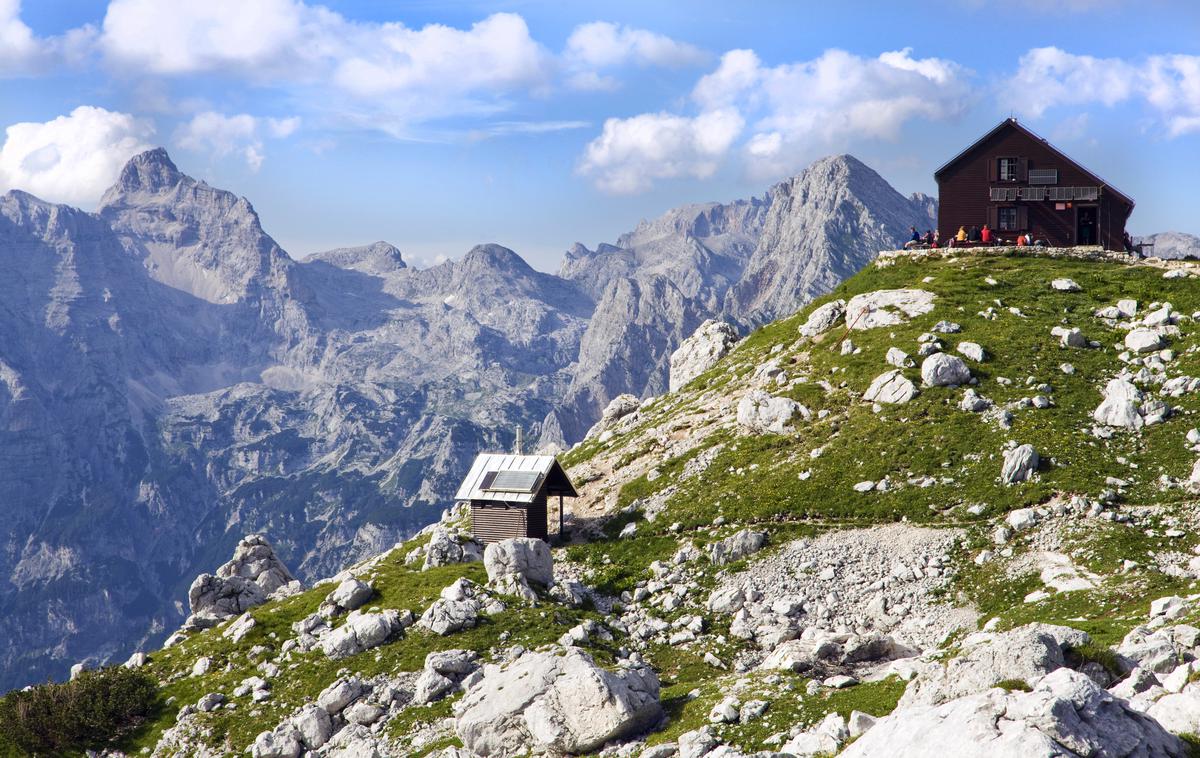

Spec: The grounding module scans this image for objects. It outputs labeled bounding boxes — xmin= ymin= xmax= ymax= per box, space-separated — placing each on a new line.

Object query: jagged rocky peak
xmin=308 ymin=241 xmax=408 ymax=275
xmin=101 ymin=147 xmax=183 ymax=201
xmin=1140 ymin=231 xmax=1200 ymax=260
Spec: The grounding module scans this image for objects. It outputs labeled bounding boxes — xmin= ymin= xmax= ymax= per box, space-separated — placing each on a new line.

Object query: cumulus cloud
xmin=696 ymin=47 xmax=971 ymax=176
xmin=577 ymin=109 xmax=743 ymax=193
xmin=0 ymin=0 xmax=95 ymax=75
xmin=0 ymin=105 xmax=154 ymax=207
xmin=580 ymin=46 xmax=970 ymax=191
xmin=99 ymin=1 xmax=551 ymax=122
xmin=173 ymin=112 xmax=299 ymax=171
xmin=564 ymin=21 xmax=705 ymax=90
xmin=1008 ymin=47 xmax=1200 ymax=136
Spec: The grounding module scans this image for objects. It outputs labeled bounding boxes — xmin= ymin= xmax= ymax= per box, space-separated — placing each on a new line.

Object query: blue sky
xmin=0 ymin=0 xmax=1198 ymax=270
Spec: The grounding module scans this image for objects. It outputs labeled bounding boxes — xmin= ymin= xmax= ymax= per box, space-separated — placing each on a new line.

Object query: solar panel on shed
xmin=483 ymin=470 xmax=542 ymax=493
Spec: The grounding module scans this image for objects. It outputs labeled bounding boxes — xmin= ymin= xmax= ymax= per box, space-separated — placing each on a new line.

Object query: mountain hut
xmin=455 ymin=453 xmax=577 ymax=543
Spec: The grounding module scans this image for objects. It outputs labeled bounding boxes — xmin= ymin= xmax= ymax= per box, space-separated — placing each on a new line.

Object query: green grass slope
xmin=7 ymin=249 xmax=1200 ymax=757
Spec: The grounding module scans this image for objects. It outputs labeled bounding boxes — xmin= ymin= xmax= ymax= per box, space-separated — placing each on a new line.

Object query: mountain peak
xmin=308 ymin=241 xmax=407 ymax=275
xmin=461 ymin=243 xmax=534 ymax=275
xmin=107 ymin=148 xmax=183 ymax=197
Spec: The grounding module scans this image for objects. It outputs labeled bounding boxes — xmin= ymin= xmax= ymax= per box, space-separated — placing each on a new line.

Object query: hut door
xmin=1076 ymin=206 xmax=1098 ymax=246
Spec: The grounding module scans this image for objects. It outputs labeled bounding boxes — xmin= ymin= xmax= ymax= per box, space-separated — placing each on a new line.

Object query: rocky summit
xmin=0 ymin=148 xmax=934 ymax=689
xmin=26 ymin=245 xmax=1200 ymax=757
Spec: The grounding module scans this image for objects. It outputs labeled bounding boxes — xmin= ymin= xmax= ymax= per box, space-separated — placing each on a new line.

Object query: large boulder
xmin=454 ymin=649 xmax=662 ymax=755
xmin=670 ymin=320 xmax=739 ymax=392
xmin=1126 ymin=328 xmax=1166 ymax=353
xmin=484 ymin=538 xmax=553 ymax=598
xmin=1001 ymin=444 xmax=1039 ymax=485
xmin=424 ymin=527 xmax=484 ymax=570
xmin=799 ymin=299 xmax=846 ymax=338
xmin=921 ymin=352 xmax=971 ymax=387
xmin=419 ymin=579 xmax=484 ymax=635
xmin=842 ymin=669 xmax=1185 ymax=758
xmin=1094 ymin=378 xmax=1145 ymax=430
xmin=325 ymin=578 xmax=373 ymax=613
xmin=900 ymin=625 xmax=1086 ymax=707
xmin=863 ymin=370 xmax=919 ymax=404
xmin=586 ymin=394 xmax=642 ymax=439
xmin=708 ymin=530 xmax=767 ymax=567
xmin=845 ymin=289 xmax=936 ymax=330
xmin=736 ymin=391 xmax=809 ymax=434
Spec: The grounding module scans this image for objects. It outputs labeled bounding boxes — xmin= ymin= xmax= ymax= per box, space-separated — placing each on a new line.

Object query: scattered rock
xmin=957 ymin=342 xmax=986 ymax=362
xmin=709 ymin=530 xmax=767 ymax=567
xmin=1126 ymin=328 xmax=1166 ymax=353
xmin=863 ymin=370 xmax=919 ymax=404
xmin=484 ymin=538 xmax=553 ymax=599
xmin=845 ymin=289 xmax=936 ymax=330
xmin=1000 ymin=444 xmax=1039 ymax=485
xmin=921 ymin=352 xmax=971 ymax=387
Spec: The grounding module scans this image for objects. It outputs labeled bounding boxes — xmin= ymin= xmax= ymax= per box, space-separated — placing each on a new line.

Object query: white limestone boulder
xmin=1001 ymin=444 xmax=1039 ymax=485
xmin=843 ymin=669 xmax=1184 ymax=758
xmin=863 ymin=370 xmax=919 ymax=404
xmin=736 ymin=391 xmax=810 ymax=434
xmin=799 ymin=299 xmax=846 ymax=338
xmin=845 ymin=289 xmax=936 ymax=330
xmin=670 ymin=320 xmax=739 ymax=392
xmin=921 ymin=352 xmax=971 ymax=387
xmin=454 ymin=648 xmax=662 ymax=755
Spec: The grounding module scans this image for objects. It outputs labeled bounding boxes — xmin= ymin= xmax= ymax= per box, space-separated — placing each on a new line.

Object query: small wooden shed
xmin=455 ymin=454 xmax=578 ymax=543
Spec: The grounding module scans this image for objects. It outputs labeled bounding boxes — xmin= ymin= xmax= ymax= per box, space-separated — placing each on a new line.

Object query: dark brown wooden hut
xmin=455 ymin=454 xmax=577 ymax=543
xmin=935 ymin=118 xmax=1135 ymax=251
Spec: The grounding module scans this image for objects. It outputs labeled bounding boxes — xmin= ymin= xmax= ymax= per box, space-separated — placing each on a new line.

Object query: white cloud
xmin=566 ymin=22 xmax=703 ymax=68
xmin=0 ymin=106 xmax=154 ymax=207
xmin=564 ymin=21 xmax=705 ymax=90
xmin=332 ymin=13 xmax=549 ymax=99
xmin=99 ymin=2 xmax=551 ymax=122
xmin=577 ymin=109 xmax=743 ymax=193
xmin=701 ymin=47 xmax=970 ymax=179
xmin=0 ymin=0 xmax=95 ymax=75
xmin=174 ymin=112 xmax=299 ymax=171
xmin=580 ymin=46 xmax=970 ymax=192
xmin=1008 ymin=47 xmax=1200 ymax=136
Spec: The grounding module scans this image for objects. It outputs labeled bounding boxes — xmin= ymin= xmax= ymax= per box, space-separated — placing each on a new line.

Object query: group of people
xmin=903 ymin=224 xmax=1037 ymax=249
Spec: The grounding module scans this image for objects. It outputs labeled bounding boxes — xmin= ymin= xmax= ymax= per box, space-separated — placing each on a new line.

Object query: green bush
xmin=0 ymin=666 xmax=160 ymax=755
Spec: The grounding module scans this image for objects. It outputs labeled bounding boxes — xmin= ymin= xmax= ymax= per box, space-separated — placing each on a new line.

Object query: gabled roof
xmin=934 ymin=118 xmax=1135 ymax=207
xmin=455 ymin=453 xmax=578 ymax=504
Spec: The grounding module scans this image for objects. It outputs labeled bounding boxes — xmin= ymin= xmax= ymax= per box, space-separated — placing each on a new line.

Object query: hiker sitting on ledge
xmin=968 ymin=225 xmax=981 ymax=243
xmin=904 ymin=226 xmax=922 ymax=249
xmin=980 ymin=224 xmax=993 ymax=244
xmin=956 ymin=226 xmax=967 ymax=243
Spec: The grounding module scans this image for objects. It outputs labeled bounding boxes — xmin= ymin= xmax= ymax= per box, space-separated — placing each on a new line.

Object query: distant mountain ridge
xmin=0 ymin=149 xmax=933 ymax=689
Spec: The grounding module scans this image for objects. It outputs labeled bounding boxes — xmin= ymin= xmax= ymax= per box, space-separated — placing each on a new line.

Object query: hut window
xmin=998 ymin=207 xmax=1019 ymax=231
xmin=998 ymin=157 xmax=1019 ymax=182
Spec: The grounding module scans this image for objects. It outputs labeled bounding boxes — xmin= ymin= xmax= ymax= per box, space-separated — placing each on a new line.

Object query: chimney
xmin=514 ymin=426 xmax=523 ymax=455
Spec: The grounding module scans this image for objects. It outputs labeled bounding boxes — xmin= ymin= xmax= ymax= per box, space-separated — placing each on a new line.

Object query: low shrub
xmin=0 ymin=666 xmax=160 ymax=755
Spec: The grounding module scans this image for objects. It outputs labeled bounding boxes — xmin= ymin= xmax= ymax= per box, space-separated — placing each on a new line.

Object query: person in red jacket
xmin=980 ymin=224 xmax=993 ymax=243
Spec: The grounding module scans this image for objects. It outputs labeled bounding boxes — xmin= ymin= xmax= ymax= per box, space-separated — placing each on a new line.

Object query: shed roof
xmin=454 ymin=453 xmax=578 ymax=504
xmin=934 ymin=118 xmax=1135 ymax=208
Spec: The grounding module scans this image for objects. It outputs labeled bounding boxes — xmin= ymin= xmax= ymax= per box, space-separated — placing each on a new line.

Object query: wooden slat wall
xmin=470 ymin=497 xmax=550 ymax=543
xmin=937 ymin=125 xmax=1133 ymax=251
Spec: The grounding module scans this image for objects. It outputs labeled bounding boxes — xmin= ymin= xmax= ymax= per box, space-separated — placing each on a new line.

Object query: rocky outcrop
xmin=183 ymin=535 xmax=299 ymax=630
xmin=669 ymin=320 xmax=739 ymax=392
xmin=843 ymin=669 xmax=1186 ymax=758
xmin=921 ymin=352 xmax=972 ymax=387
xmin=899 ymin=624 xmax=1088 ymax=707
xmin=454 ymin=648 xmax=662 ymax=755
